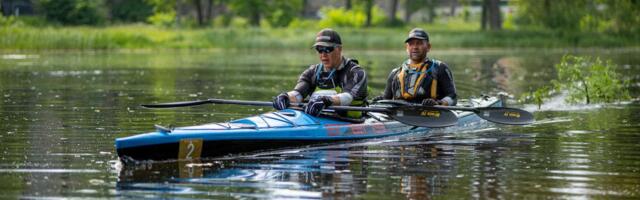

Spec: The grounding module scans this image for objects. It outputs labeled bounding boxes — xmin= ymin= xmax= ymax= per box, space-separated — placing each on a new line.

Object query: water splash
xmin=523 ymin=91 xmax=633 ymax=111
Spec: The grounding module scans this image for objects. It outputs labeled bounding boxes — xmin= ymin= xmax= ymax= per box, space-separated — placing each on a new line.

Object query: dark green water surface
xmin=0 ymin=49 xmax=638 ymax=199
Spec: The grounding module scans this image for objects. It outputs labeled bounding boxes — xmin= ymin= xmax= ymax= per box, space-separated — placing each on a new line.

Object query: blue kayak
xmin=116 ymin=97 xmax=502 ymax=162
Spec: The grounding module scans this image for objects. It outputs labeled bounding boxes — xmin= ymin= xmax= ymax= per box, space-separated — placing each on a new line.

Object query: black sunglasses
xmin=315 ymin=46 xmax=336 ymax=54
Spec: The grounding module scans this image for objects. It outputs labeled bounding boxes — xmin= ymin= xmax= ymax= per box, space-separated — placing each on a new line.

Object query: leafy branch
xmin=520 ymin=55 xmax=630 ymax=109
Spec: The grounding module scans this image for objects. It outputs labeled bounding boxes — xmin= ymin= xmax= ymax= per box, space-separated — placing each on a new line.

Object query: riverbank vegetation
xmin=0 ymin=0 xmax=638 ymax=50
xmin=520 ymin=55 xmax=631 ymax=109
xmin=2 ymin=24 xmax=637 ymax=50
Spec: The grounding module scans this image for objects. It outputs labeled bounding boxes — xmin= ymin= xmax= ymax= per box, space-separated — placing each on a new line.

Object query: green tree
xmin=362 ymin=0 xmax=373 ymax=27
xmin=228 ymin=0 xmax=266 ymax=26
xmin=267 ymin=0 xmax=302 ymax=27
xmin=554 ymin=55 xmax=630 ymax=104
xmin=403 ymin=0 xmax=437 ymax=24
xmin=516 ymin=0 xmax=639 ymax=34
xmin=190 ymin=0 xmax=219 ymax=26
xmin=481 ymin=0 xmax=501 ymax=30
xmin=145 ymin=0 xmax=177 ymax=27
xmin=521 ymin=55 xmax=631 ymax=107
xmin=387 ymin=0 xmax=401 ymax=26
xmin=598 ymin=0 xmax=640 ymax=34
xmin=108 ymin=0 xmax=154 ymax=23
xmin=228 ymin=0 xmax=302 ymax=27
xmin=39 ymin=0 xmax=107 ymax=25
xmin=317 ymin=3 xmax=386 ymax=28
xmin=516 ymin=0 xmax=589 ymax=30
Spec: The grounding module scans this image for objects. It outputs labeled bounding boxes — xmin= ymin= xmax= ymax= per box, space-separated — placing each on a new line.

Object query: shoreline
xmin=1 ymin=26 xmax=638 ymax=51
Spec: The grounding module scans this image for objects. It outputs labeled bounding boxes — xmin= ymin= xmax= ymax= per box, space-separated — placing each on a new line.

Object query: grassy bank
xmin=1 ymin=24 xmax=638 ymax=50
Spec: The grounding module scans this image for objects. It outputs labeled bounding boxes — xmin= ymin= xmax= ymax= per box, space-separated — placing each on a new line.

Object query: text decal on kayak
xmin=179 ymin=139 xmax=203 ymax=160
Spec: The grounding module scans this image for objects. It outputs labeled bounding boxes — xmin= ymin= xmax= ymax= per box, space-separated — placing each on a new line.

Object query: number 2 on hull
xmin=178 ymin=139 xmax=203 ymax=160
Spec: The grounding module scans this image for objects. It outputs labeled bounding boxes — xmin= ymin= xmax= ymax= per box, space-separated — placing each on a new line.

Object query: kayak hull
xmin=119 ymin=139 xmax=368 ymax=162
xmin=116 ymin=97 xmax=502 ymax=162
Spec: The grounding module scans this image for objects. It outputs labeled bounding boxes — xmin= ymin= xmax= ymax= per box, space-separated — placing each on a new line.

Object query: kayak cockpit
xmin=172 ymin=109 xmax=350 ymax=132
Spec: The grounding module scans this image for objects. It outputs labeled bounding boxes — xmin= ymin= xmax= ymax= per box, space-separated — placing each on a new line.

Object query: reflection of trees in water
xmin=118 ymin=130 xmax=543 ymax=199
xmin=396 ymin=144 xmax=452 ymax=199
xmin=117 ymin=132 xmax=540 ymax=199
xmin=117 ymin=146 xmax=370 ymax=198
xmin=471 ymin=143 xmax=503 ymax=199
xmin=458 ymin=133 xmax=536 ymax=199
xmin=457 ymin=54 xmax=553 ymax=96
xmin=117 ymin=143 xmax=453 ymax=198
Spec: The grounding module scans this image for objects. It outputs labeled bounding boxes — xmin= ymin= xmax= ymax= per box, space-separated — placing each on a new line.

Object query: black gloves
xmin=305 ymin=96 xmax=333 ymax=116
xmin=273 ymin=92 xmax=290 ymax=110
xmin=421 ymin=98 xmax=442 ymax=106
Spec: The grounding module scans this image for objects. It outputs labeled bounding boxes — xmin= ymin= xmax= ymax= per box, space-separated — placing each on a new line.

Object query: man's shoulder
xmin=306 ymin=64 xmax=318 ymax=70
xmin=390 ymin=66 xmax=402 ymax=73
xmin=299 ymin=64 xmax=318 ymax=78
xmin=302 ymin=64 xmax=319 ymax=73
xmin=344 ymin=58 xmax=360 ymax=68
xmin=343 ymin=58 xmax=365 ymax=72
xmin=432 ymin=59 xmax=449 ymax=68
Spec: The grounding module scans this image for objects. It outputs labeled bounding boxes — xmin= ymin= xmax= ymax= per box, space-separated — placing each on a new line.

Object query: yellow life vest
xmin=397 ymin=59 xmax=439 ymax=100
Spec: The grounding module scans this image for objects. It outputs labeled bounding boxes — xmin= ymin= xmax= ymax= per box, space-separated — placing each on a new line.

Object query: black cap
xmin=404 ymin=28 xmax=429 ymax=43
xmin=313 ymin=28 xmax=342 ymax=47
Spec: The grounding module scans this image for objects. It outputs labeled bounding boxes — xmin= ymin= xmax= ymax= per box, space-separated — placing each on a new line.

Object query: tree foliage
xmin=265 ymin=0 xmax=303 ymax=27
xmin=317 ymin=1 xmax=386 ymax=28
xmin=403 ymin=0 xmax=425 ymax=22
xmin=521 ymin=55 xmax=631 ymax=108
xmin=520 ymin=86 xmax=551 ymax=110
xmin=228 ymin=0 xmax=302 ymax=27
xmin=109 ymin=0 xmax=154 ymax=23
xmin=145 ymin=0 xmax=178 ymax=27
xmin=554 ymin=55 xmax=630 ymax=104
xmin=38 ymin=0 xmax=107 ymax=25
xmin=516 ymin=0 xmax=639 ymax=34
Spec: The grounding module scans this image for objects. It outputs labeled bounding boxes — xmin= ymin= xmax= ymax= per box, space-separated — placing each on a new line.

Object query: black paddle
xmin=141 ymin=99 xmax=275 ymax=108
xmin=436 ymin=106 xmax=534 ymax=125
xmin=374 ymin=99 xmax=534 ymax=125
xmin=141 ymin=98 xmax=459 ymax=128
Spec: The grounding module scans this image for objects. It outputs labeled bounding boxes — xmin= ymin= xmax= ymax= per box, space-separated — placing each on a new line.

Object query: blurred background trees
xmin=0 ymin=0 xmax=637 ymax=34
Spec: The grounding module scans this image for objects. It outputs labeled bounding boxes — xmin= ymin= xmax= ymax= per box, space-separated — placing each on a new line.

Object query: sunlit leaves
xmin=521 ymin=55 xmax=631 ymax=108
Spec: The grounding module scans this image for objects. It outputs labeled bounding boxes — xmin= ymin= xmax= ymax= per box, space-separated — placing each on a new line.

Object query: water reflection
xmin=115 ymin=129 xmax=538 ymax=199
xmin=0 ymin=50 xmax=638 ymax=198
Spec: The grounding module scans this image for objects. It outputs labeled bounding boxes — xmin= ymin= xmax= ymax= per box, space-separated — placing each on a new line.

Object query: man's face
xmin=405 ymin=39 xmax=430 ymax=62
xmin=316 ymin=45 xmax=342 ymax=68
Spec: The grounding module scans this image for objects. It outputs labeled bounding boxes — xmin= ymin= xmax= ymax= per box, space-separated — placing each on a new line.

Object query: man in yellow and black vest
xmin=273 ymin=28 xmax=368 ymax=118
xmin=373 ymin=28 xmax=457 ymax=106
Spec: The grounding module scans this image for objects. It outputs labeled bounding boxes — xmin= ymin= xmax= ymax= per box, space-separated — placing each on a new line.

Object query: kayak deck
xmin=116 ymin=97 xmax=502 ymax=162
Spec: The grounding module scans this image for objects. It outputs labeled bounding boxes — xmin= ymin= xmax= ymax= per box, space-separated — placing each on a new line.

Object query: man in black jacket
xmin=373 ymin=28 xmax=457 ymax=106
xmin=273 ymin=28 xmax=368 ymax=117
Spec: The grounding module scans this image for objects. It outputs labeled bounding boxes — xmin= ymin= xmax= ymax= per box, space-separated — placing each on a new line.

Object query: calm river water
xmin=0 ymin=48 xmax=638 ymax=199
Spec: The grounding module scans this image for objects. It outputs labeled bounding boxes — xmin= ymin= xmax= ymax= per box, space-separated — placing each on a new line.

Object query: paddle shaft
xmin=141 ymin=98 xmax=458 ymax=127
xmin=141 ymin=98 xmax=533 ymax=125
xmin=143 ymin=98 xmax=391 ymax=112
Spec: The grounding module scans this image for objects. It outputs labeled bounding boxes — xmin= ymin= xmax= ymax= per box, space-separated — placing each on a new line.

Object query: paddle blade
xmin=473 ymin=107 xmax=534 ymax=125
xmin=389 ymin=106 xmax=458 ymax=128
xmin=141 ymin=100 xmax=211 ymax=108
